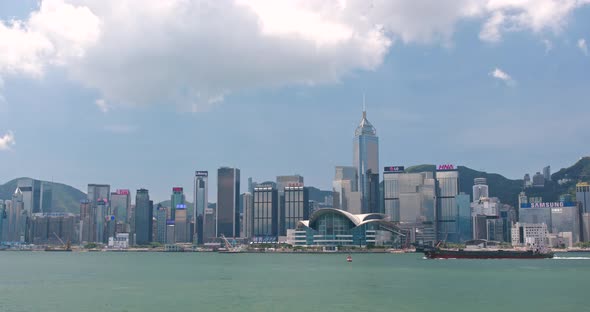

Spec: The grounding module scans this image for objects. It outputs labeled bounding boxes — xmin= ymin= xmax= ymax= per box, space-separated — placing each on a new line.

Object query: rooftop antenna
xmin=362 ymin=93 xmax=366 ymax=118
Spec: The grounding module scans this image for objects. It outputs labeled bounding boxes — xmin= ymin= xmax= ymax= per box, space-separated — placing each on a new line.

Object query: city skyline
xmin=1 ymin=1 xmax=590 ymax=202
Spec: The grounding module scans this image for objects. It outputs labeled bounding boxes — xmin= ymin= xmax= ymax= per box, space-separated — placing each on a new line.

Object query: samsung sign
xmin=520 ymin=202 xmax=576 ymax=209
xmin=384 ymin=166 xmax=405 ymax=173
xmin=195 ymin=171 xmax=208 ymax=177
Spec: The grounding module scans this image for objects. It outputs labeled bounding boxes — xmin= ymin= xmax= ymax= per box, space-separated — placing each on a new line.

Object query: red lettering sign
xmin=437 ymin=164 xmax=455 ymax=171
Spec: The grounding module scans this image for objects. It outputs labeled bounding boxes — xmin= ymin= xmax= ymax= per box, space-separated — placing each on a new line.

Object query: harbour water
xmin=0 ymin=252 xmax=588 ymax=312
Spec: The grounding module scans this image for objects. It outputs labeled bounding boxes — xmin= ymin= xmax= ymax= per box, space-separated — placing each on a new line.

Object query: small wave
xmin=553 ymin=256 xmax=590 ymax=260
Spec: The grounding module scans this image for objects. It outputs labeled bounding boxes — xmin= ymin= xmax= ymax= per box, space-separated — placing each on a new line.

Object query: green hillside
xmin=552 ymin=157 xmax=590 ymax=183
xmin=0 ymin=178 xmax=86 ymax=214
xmin=405 ymin=158 xmax=590 ymax=207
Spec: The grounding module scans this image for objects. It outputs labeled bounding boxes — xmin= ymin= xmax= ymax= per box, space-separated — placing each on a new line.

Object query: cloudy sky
xmin=0 ymin=0 xmax=589 ymax=202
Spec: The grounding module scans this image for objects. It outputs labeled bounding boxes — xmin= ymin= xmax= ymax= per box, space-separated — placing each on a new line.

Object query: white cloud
xmin=95 ymin=98 xmax=109 ymax=113
xmin=578 ymin=38 xmax=588 ymax=55
xmin=479 ymin=0 xmax=590 ymax=42
xmin=490 ymin=67 xmax=515 ymax=86
xmin=0 ymin=0 xmax=588 ymax=110
xmin=542 ymin=39 xmax=553 ymax=53
xmin=0 ymin=0 xmax=100 ymax=76
xmin=0 ymin=130 xmax=16 ymax=151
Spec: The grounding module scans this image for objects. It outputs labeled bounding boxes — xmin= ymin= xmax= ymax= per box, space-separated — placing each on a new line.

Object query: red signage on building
xmin=384 ymin=166 xmax=405 ymax=173
xmin=173 ymin=187 xmax=183 ymax=192
xmin=115 ymin=189 xmax=130 ymax=195
xmin=437 ymin=164 xmax=456 ymax=171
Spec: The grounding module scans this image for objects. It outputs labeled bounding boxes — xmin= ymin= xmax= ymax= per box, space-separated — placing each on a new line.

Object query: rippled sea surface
xmin=0 ymin=252 xmax=588 ymax=312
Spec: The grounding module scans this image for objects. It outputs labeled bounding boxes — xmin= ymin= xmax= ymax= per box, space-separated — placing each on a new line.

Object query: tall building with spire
xmin=353 ymin=108 xmax=379 ymax=214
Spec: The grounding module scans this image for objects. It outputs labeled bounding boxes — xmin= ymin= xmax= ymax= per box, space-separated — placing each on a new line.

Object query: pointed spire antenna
xmin=362 ymin=93 xmax=366 ymax=118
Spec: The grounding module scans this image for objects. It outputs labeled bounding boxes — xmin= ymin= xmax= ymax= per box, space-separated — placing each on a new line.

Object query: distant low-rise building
xmin=108 ymin=233 xmax=129 ymax=249
xmin=511 ymin=222 xmax=548 ymax=247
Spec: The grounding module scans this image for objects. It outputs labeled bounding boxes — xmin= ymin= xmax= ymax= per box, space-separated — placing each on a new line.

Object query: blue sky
xmin=0 ymin=1 xmax=589 ymax=202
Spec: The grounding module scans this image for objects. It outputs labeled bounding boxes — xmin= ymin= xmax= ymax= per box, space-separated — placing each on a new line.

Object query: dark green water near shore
xmin=0 ymin=252 xmax=588 ymax=312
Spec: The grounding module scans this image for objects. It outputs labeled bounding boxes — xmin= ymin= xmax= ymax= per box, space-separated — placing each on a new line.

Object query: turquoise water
xmin=0 ymin=252 xmax=588 ymax=312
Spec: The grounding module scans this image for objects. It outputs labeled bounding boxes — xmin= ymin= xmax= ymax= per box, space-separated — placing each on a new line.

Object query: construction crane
xmin=51 ymin=232 xmax=71 ymax=251
xmin=219 ymin=234 xmax=242 ymax=253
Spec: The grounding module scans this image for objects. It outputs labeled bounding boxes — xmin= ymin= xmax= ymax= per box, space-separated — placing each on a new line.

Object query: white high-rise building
xmin=472 ymin=178 xmax=489 ymax=201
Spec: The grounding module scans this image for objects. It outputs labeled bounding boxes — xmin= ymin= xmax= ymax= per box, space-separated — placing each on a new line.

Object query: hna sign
xmin=437 ymin=164 xmax=455 ymax=171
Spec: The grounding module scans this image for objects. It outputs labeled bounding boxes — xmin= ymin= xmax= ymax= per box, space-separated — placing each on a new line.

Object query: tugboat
xmin=346 ymin=254 xmax=352 ymax=262
xmin=45 ymin=240 xmax=72 ymax=252
xmin=424 ymin=242 xmax=553 ymax=259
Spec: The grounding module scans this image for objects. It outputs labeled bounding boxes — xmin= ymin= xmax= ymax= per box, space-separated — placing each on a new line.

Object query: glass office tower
xmin=170 ymin=187 xmax=185 ymax=221
xmin=253 ymin=185 xmax=279 ymax=237
xmin=134 ymin=189 xmax=153 ymax=245
xmin=383 ymin=167 xmax=436 ymax=245
xmin=283 ymin=186 xmax=309 ymax=234
xmin=110 ymin=189 xmax=131 ymax=225
xmin=217 ymin=167 xmax=240 ymax=238
xmin=194 ymin=171 xmax=209 ymax=244
xmin=353 ymin=110 xmax=379 ymax=214
xmin=436 ymin=169 xmax=460 ymax=242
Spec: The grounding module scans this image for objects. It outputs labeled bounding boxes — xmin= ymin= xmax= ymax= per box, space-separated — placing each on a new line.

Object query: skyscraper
xmin=79 ymin=199 xmax=92 ymax=243
xmin=134 ymin=189 xmax=153 ymax=245
xmin=110 ymin=189 xmax=131 ymax=226
xmin=276 ymin=175 xmax=304 ymax=235
xmin=217 ymin=167 xmax=240 ymax=238
xmin=156 ymin=206 xmax=168 ymax=244
xmin=383 ymin=166 xmax=436 ymax=245
xmin=576 ymin=182 xmax=590 ymax=242
xmin=194 ymin=171 xmax=209 ymax=244
xmin=332 ymin=166 xmax=361 ymax=214
xmin=543 ymin=166 xmax=551 ymax=181
xmin=576 ymin=182 xmax=590 ymax=214
xmin=170 ymin=187 xmax=186 ymax=221
xmin=282 ymin=185 xmax=309 ymax=234
xmin=0 ymin=200 xmax=5 ymax=242
xmin=40 ymin=182 xmax=52 ymax=213
xmin=253 ymin=185 xmax=278 ymax=237
xmin=353 ymin=109 xmax=379 ymax=214
xmin=456 ymin=192 xmax=472 ymax=242
xmin=175 ymin=206 xmax=189 ymax=243
xmin=16 ymin=179 xmax=34 ymax=215
xmin=532 ymin=172 xmax=545 ymax=188
xmin=436 ymin=165 xmax=460 ymax=242
xmin=367 ymin=169 xmax=380 ymax=214
xmin=241 ymin=192 xmax=253 ymax=239
xmin=86 ymin=184 xmax=110 ymax=243
xmin=96 ymin=199 xmax=107 ymax=243
xmin=88 ymin=184 xmax=111 ymax=204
